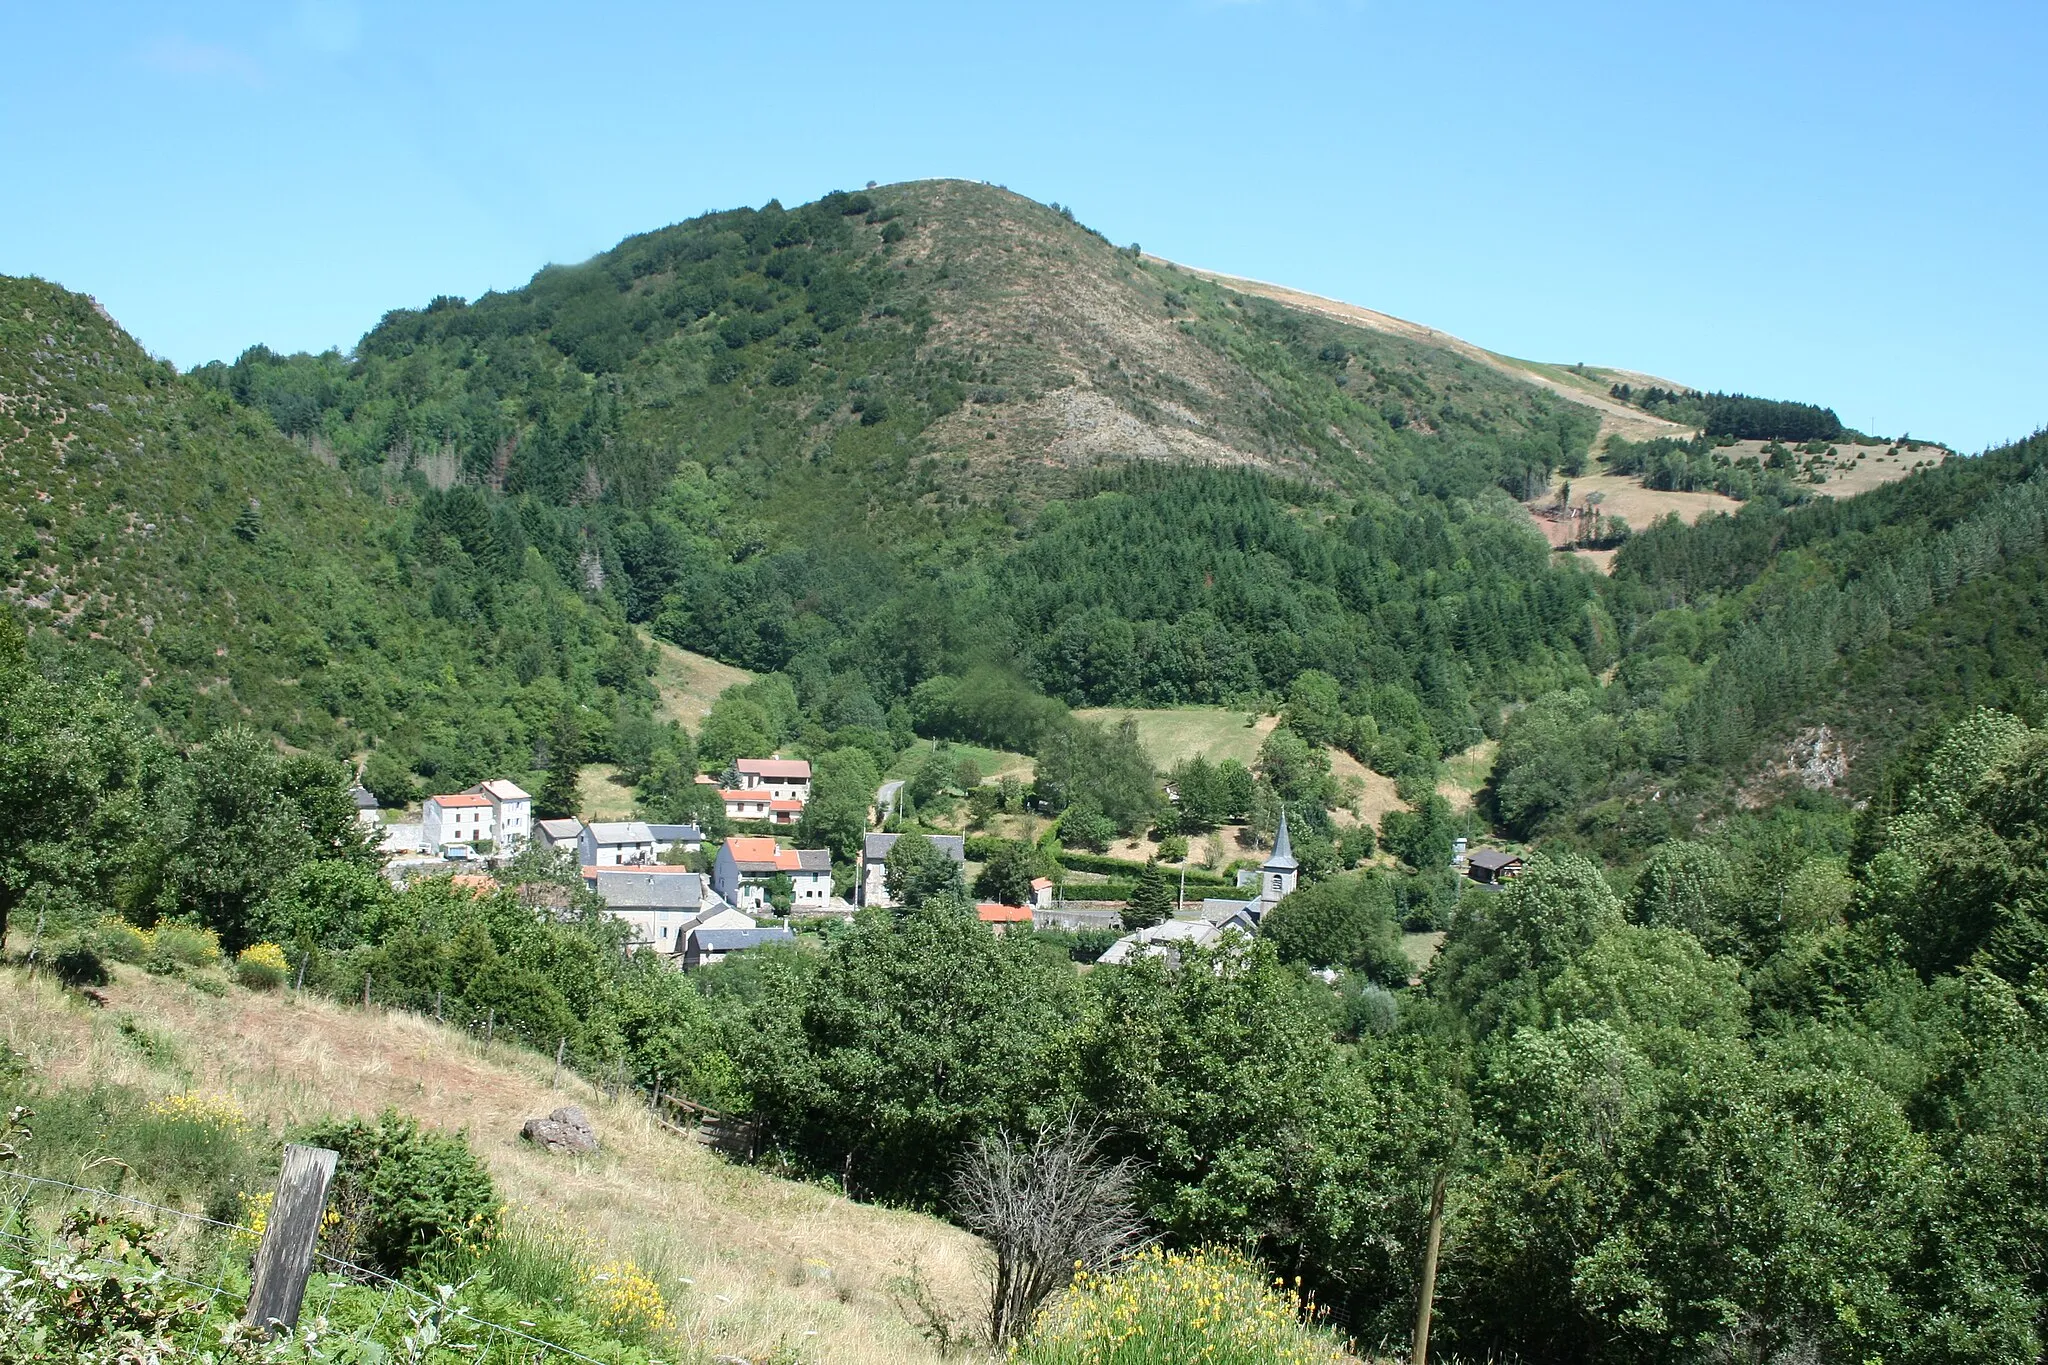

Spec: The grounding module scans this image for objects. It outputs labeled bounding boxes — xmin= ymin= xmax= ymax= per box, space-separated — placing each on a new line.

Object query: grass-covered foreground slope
xmin=0 ymin=276 xmax=653 ymax=787
xmin=0 ymin=957 xmax=984 ymax=1365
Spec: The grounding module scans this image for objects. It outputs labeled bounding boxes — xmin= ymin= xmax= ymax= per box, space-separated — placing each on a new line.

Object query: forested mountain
xmin=7 ymin=178 xmax=2043 ymax=846
xmin=0 ymin=276 xmax=654 ymax=794
xmin=7 ymin=177 xmax=2048 ymax=1365
xmin=1493 ymin=428 xmax=2048 ymax=854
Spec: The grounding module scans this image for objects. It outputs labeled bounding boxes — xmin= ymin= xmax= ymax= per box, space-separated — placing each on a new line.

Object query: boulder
xmin=520 ymin=1105 xmax=599 ymax=1155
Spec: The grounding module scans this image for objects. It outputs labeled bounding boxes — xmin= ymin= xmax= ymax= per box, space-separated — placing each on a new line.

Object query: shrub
xmin=297 ymin=1109 xmax=500 ymax=1277
xmin=94 ymin=919 xmax=151 ymax=965
xmin=51 ymin=940 xmax=110 ymax=988
xmin=234 ymin=942 xmax=290 ymax=991
xmin=1020 ymin=1245 xmax=1350 ymax=1364
xmin=148 ymin=923 xmax=221 ymax=970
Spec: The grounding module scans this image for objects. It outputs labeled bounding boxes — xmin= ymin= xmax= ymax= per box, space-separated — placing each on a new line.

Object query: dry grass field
xmin=577 ymin=761 xmax=638 ymax=822
xmin=650 ymin=638 xmax=755 ymax=732
xmin=1074 ymin=706 xmax=1276 ymax=770
xmin=0 ymin=961 xmax=985 ymax=1365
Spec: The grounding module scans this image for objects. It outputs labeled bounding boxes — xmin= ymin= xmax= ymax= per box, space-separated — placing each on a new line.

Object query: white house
xmin=423 ymin=792 xmax=494 ymax=851
xmin=536 ymin=817 xmax=585 ymax=852
xmin=588 ymin=868 xmax=750 ymax=956
xmin=858 ymin=833 xmax=967 ymax=907
xmin=735 ymin=757 xmax=812 ymax=805
xmin=718 ymin=788 xmax=775 ymax=823
xmin=349 ymin=785 xmax=381 ymax=827
xmin=474 ymin=779 xmax=532 ymax=850
xmin=712 ymin=836 xmax=832 ymax=912
xmin=580 ymin=821 xmax=658 ymax=868
xmin=1029 ymin=876 xmax=1055 ymax=911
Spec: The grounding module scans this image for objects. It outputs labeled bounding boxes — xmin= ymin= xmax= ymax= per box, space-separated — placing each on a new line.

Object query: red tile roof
xmin=430 ymin=793 xmax=491 ymax=808
xmin=769 ymin=799 xmax=804 ymax=812
xmin=977 ymin=902 xmax=1034 ymax=923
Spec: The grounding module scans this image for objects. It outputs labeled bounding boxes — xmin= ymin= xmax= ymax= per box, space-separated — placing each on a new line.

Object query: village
xmin=353 ymin=753 xmax=1526 ymax=974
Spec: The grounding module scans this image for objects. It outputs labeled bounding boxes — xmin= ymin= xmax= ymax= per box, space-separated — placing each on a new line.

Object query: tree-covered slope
xmin=1491 ymin=429 xmax=2048 ymax=852
xmin=0 ymin=276 xmax=649 ymax=794
xmin=182 ymin=180 xmax=1617 ymax=797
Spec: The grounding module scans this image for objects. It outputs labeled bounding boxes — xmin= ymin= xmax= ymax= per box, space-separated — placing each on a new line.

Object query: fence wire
xmin=0 ymin=1168 xmax=621 ymax=1364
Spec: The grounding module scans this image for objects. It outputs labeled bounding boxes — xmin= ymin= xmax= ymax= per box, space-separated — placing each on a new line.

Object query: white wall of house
xmin=423 ymin=798 xmax=495 ymax=850
xmin=479 ymin=783 xmax=532 ymax=848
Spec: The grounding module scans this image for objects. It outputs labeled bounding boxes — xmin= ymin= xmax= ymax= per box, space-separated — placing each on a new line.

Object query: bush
xmin=94 ymin=919 xmax=150 ymax=965
xmin=51 ymin=940 xmax=109 ymax=988
xmin=1020 ymin=1245 xmax=1349 ymax=1364
xmin=148 ymin=923 xmax=221 ymax=970
xmin=297 ymin=1109 xmax=500 ymax=1277
xmin=234 ymin=942 xmax=290 ymax=991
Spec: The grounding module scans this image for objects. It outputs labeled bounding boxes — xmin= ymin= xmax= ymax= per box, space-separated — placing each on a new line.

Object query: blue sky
xmin=3 ymin=1 xmax=2042 ymax=450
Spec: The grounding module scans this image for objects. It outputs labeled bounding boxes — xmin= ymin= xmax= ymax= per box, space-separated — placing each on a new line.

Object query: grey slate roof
xmin=586 ymin=821 xmax=655 ymax=845
xmin=349 ymin=784 xmax=379 ymax=810
xmin=690 ymin=927 xmax=796 ymax=953
xmin=648 ymin=823 xmax=704 ymax=843
xmin=1201 ymin=898 xmax=1258 ymax=922
xmin=794 ymin=849 xmax=833 ymax=873
xmin=860 ymin=833 xmax=967 ymax=863
xmin=1467 ymin=849 xmax=1524 ymax=872
xmin=536 ymin=818 xmax=584 ymax=841
xmin=1264 ymin=809 xmax=1298 ymax=871
xmin=594 ymin=870 xmax=709 ymax=911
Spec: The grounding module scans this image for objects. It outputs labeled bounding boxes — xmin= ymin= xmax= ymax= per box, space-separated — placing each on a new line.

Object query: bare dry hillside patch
xmin=651 ymin=638 xmax=755 ymax=732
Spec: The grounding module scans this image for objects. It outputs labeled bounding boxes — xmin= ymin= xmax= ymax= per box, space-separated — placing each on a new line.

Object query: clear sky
xmin=4 ymin=1 xmax=2042 ymax=450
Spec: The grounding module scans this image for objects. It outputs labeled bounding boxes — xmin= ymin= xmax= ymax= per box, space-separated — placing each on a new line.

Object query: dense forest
xmin=1608 ymin=384 xmax=1847 ymax=443
xmin=1491 ymin=428 xmax=2048 ymax=854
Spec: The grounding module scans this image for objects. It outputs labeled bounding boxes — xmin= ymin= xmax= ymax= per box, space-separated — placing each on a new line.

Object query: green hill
xmin=8 ymin=178 xmax=2044 ymax=850
xmin=0 ymin=275 xmax=652 ymax=796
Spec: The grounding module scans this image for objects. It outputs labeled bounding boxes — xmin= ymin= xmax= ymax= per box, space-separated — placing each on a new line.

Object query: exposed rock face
xmin=520 ymin=1105 xmax=598 ymax=1155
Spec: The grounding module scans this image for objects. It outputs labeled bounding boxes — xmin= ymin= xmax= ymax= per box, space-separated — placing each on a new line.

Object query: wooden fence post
xmin=552 ymin=1037 xmax=565 ymax=1088
xmin=485 ymin=1008 xmax=495 ymax=1045
xmin=1411 ymin=1166 xmax=1448 ymax=1365
xmin=433 ymin=988 xmax=442 ymax=1023
xmin=361 ymin=974 xmax=371 ymax=1010
xmin=294 ymin=951 xmax=307 ymax=993
xmin=245 ymin=1143 xmax=338 ymax=1337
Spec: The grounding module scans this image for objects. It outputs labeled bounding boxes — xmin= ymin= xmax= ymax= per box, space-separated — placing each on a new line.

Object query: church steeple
xmin=1267 ymin=808 xmax=1297 ymax=871
xmin=1260 ymin=808 xmax=1298 ymax=908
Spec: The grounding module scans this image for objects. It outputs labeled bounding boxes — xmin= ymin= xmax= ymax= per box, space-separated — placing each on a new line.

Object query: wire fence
xmin=0 ymin=1168 xmax=620 ymax=1363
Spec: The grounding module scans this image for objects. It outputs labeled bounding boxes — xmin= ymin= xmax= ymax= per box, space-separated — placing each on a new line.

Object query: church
xmin=1102 ymin=811 xmax=1299 ymax=966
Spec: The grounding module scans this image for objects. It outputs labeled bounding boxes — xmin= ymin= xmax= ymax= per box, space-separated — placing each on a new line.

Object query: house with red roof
xmin=711 ymin=836 xmax=833 ymax=913
xmin=423 ymin=791 xmax=494 ymax=852
xmin=976 ymin=902 xmax=1034 ymax=936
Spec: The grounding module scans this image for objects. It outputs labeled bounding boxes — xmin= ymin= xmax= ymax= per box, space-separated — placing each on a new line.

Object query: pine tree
xmin=1123 ymin=858 xmax=1173 ymax=931
xmin=537 ymin=712 xmax=582 ymax=820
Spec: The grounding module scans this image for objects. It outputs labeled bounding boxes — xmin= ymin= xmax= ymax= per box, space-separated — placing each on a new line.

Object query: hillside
xmin=0 ymin=276 xmax=653 ymax=794
xmin=0 ymin=956 xmax=983 ymax=1364
xmin=7 ymin=177 xmax=2030 ymax=844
